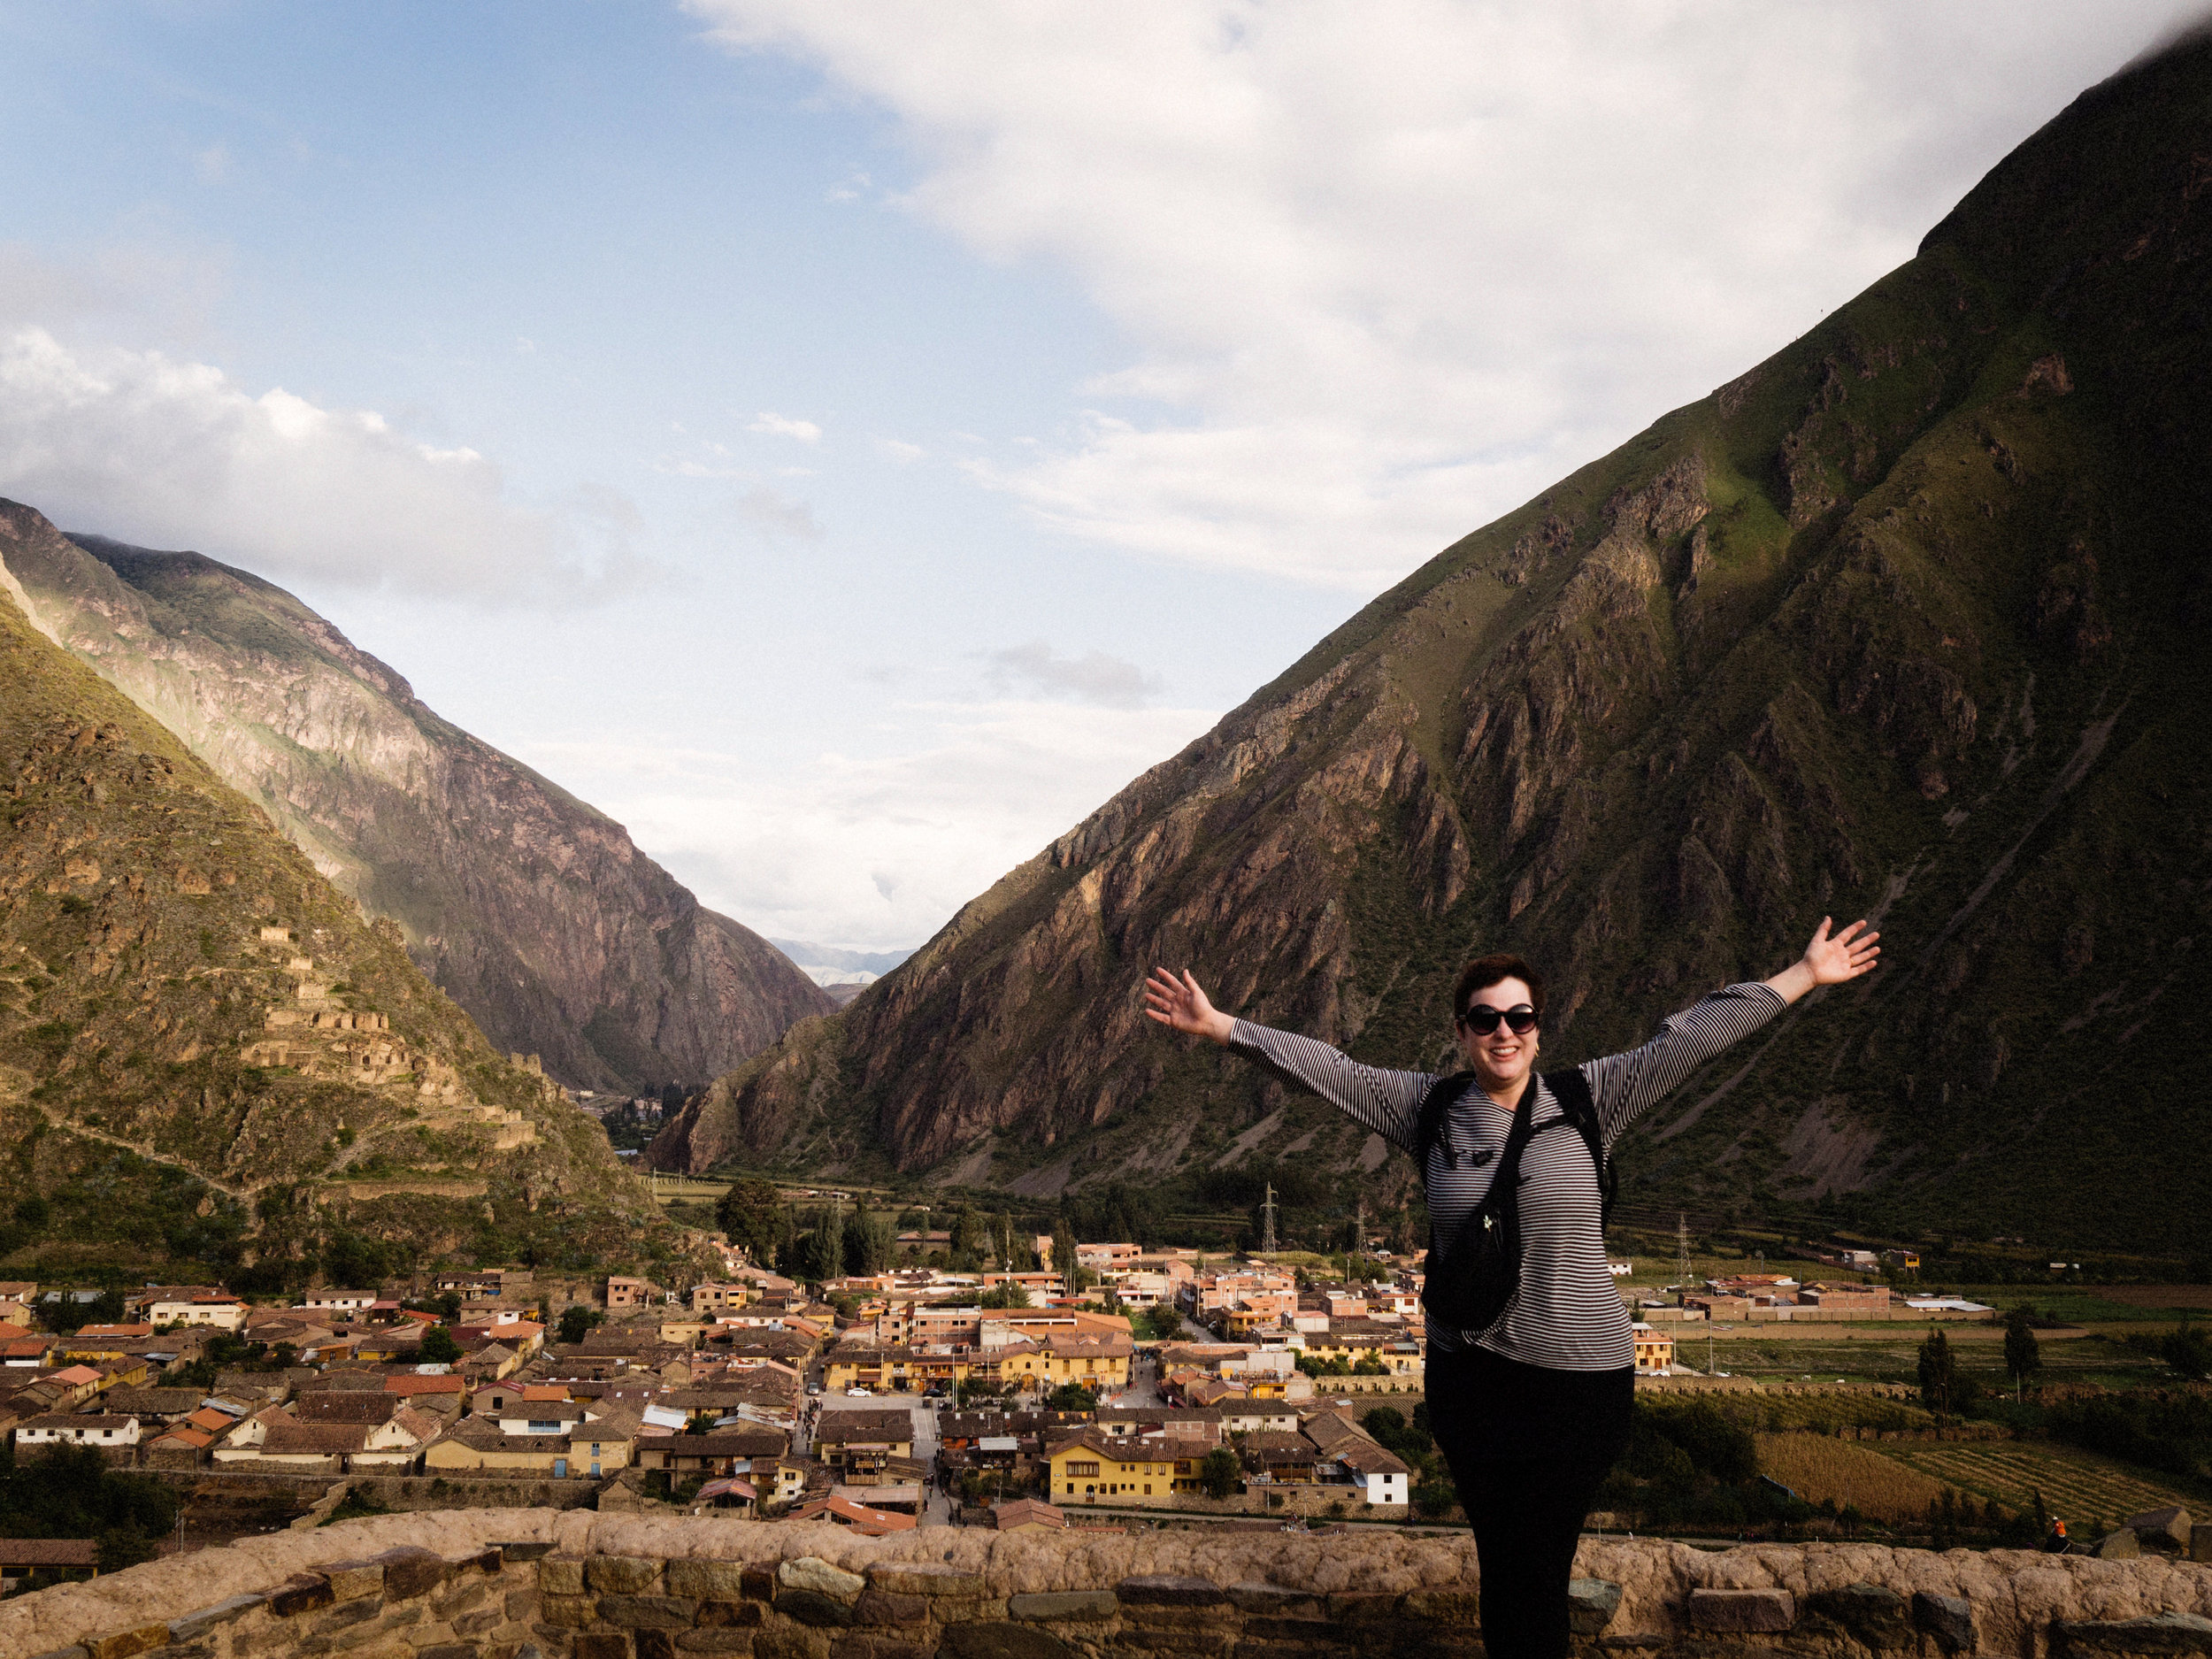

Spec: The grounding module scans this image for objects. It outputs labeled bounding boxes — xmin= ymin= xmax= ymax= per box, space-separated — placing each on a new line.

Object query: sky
xmin=0 ymin=2 xmax=2199 ymax=955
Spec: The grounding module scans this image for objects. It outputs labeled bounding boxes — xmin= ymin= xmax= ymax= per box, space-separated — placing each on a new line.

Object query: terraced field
xmin=1881 ymin=1440 xmax=2198 ymax=1525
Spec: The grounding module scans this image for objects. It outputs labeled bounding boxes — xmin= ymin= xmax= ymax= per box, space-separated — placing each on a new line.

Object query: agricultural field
xmin=1755 ymin=1432 xmax=1949 ymax=1523
xmin=1702 ymin=1331 xmax=2177 ymax=1390
xmin=1881 ymin=1440 xmax=2202 ymax=1528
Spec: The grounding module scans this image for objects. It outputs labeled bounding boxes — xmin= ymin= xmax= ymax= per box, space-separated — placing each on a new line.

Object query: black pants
xmin=1426 ymin=1348 xmax=1634 ymax=1659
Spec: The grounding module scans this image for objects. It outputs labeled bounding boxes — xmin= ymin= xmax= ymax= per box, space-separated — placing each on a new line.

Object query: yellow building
xmin=993 ymin=1334 xmax=1133 ymax=1394
xmin=1631 ymin=1323 xmax=1675 ymax=1375
xmin=1047 ymin=1431 xmax=1181 ymax=1506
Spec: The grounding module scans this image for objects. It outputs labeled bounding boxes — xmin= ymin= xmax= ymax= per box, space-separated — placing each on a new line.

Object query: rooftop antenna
xmin=1261 ymin=1184 xmax=1278 ymax=1256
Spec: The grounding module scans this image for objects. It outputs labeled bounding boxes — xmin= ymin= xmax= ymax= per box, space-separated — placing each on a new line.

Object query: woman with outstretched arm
xmin=1144 ymin=919 xmax=1879 ymax=1659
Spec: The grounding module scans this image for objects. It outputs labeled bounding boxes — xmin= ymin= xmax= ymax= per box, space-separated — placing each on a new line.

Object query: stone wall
xmin=6 ymin=1509 xmax=2212 ymax=1659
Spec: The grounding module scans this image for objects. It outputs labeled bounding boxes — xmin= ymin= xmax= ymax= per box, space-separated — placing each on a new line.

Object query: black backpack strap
xmin=1543 ymin=1065 xmax=1616 ymax=1226
xmin=1413 ymin=1070 xmax=1478 ymax=1168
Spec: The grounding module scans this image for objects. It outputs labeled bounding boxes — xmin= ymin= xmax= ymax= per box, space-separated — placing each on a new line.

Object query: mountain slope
xmin=0 ymin=560 xmax=693 ymax=1285
xmin=655 ymin=36 xmax=2212 ymax=1254
xmin=0 ymin=507 xmax=833 ymax=1094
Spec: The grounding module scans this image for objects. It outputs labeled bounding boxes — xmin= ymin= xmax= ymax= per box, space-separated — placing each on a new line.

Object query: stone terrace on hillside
xmin=7 ymin=1509 xmax=2212 ymax=1659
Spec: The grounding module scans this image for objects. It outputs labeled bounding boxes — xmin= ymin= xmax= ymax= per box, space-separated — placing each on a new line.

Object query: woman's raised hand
xmin=1802 ymin=916 xmax=1881 ymax=986
xmin=1144 ymin=967 xmax=1235 ymax=1044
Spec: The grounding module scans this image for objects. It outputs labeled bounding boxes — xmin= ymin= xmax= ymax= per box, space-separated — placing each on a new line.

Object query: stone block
xmin=577 ymin=1635 xmax=634 ymax=1659
xmin=1010 ymin=1592 xmax=1120 ymax=1623
xmin=2095 ymin=1531 xmax=2141 ymax=1560
xmin=272 ymin=1575 xmax=337 ymax=1617
xmin=1403 ymin=1589 xmax=1482 ymax=1624
xmin=744 ymin=1571 xmax=780 ymax=1602
xmin=315 ymin=1601 xmax=384 ymax=1636
xmin=438 ymin=1583 xmax=490 ymax=1618
xmin=780 ymin=1590 xmax=858 ymax=1628
xmin=1914 ymin=1594 xmax=1975 ymax=1655
xmin=680 ymin=1635 xmax=758 ymax=1655
xmin=600 ymin=1596 xmax=703 ymax=1630
xmin=941 ymin=1625 xmax=1075 ymax=1659
xmin=1226 ymin=1586 xmax=1323 ymax=1620
xmin=457 ymin=1608 xmax=506 ymax=1637
xmin=698 ymin=1603 xmax=767 ymax=1629
xmin=933 ymin=1601 xmax=1008 ymax=1627
xmin=1121 ymin=1606 xmax=1235 ymax=1632
xmin=868 ymin=1564 xmax=987 ymax=1599
xmin=592 ymin=1557 xmax=667 ymax=1595
xmin=497 ymin=1540 xmax=560 ymax=1562
xmin=543 ymin=1558 xmax=590 ymax=1596
xmin=855 ymin=1591 xmax=929 ymax=1626
xmin=324 ymin=1561 xmax=388 ymax=1603
xmin=784 ymin=1559 xmax=868 ymax=1603
xmin=418 ymin=1646 xmax=480 ymax=1659
xmin=635 ymin=1635 xmax=680 ymax=1659
xmin=756 ymin=1628 xmax=833 ymax=1659
xmin=2125 ymin=1507 xmax=2193 ymax=1553
xmin=671 ymin=1562 xmax=758 ymax=1603
xmin=543 ymin=1594 xmax=600 ymax=1628
xmin=1242 ymin=1617 xmax=1357 ymax=1644
xmin=2193 ymin=1525 xmax=2212 ymax=1565
xmin=1107 ymin=1631 xmax=1232 ymax=1657
xmin=1805 ymin=1584 xmax=1912 ymax=1649
xmin=1325 ymin=1594 xmax=1403 ymax=1624
xmin=832 ymin=1637 xmax=935 ymax=1659
xmin=2058 ymin=1614 xmax=2212 ymax=1657
xmin=27 ymin=1647 xmax=89 ymax=1659
xmin=85 ymin=1628 xmax=173 ymax=1659
xmin=510 ymin=1589 xmax=546 ymax=1623
xmin=381 ymin=1550 xmax=454 ymax=1602
xmin=1687 ymin=1589 xmax=1795 ymax=1633
xmin=1568 ymin=1581 xmax=1623 ymax=1638
xmin=1110 ymin=1577 xmax=1221 ymax=1609
xmin=171 ymin=1594 xmax=269 ymax=1640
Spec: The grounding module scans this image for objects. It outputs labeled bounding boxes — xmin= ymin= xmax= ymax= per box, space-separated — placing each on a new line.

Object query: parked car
xmin=849 ymin=1386 xmax=871 ymax=1396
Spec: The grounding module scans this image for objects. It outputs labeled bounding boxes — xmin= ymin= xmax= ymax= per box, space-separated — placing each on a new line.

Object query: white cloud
xmin=984 ymin=639 xmax=1163 ymax=709
xmin=688 ymin=0 xmax=2196 ymax=588
xmin=747 ymin=410 xmax=823 ymax=442
xmin=878 ymin=437 xmax=926 ymax=464
xmin=735 ymin=485 xmax=822 ymax=540
xmin=519 ymin=697 xmax=1220 ymax=948
xmin=0 ymin=326 xmax=637 ymax=602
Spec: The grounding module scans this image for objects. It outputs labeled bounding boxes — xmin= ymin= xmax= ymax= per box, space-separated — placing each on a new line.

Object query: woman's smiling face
xmin=1455 ymin=974 xmax=1539 ymax=1091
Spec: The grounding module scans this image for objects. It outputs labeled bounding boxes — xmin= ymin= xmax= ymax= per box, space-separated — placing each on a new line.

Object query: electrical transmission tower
xmin=1261 ymin=1183 xmax=1278 ymax=1256
xmin=1676 ymin=1214 xmax=1694 ymax=1295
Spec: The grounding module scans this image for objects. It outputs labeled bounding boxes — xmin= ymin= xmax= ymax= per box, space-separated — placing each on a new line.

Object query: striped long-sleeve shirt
xmin=1227 ymin=982 xmax=1786 ymax=1371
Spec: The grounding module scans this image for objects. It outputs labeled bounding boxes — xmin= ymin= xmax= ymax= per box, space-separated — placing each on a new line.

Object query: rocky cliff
xmin=0 ymin=505 xmax=833 ymax=1094
xmin=0 ymin=565 xmax=693 ymax=1281
xmin=656 ymin=36 xmax=2212 ymax=1253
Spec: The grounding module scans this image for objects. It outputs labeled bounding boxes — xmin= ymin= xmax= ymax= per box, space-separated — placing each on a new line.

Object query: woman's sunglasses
xmin=1457 ymin=1003 xmax=1539 ymax=1035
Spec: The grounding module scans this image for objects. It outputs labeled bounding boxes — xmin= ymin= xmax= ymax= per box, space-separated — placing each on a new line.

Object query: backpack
xmin=1413 ymin=1067 xmax=1615 ymax=1332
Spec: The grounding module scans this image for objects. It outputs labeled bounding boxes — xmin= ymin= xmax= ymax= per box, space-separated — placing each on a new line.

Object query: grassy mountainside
xmin=0 ymin=508 xmax=832 ymax=1094
xmin=657 ymin=36 xmax=2212 ymax=1255
xmin=0 ymin=562 xmax=695 ymax=1286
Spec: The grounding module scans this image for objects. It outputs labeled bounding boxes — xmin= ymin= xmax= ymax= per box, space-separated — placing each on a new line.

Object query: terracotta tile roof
xmin=263 ymin=1422 xmax=373 ymax=1455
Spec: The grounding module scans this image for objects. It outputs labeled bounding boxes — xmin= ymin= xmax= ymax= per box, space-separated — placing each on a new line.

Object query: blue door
xmin=554 ymin=1457 xmax=567 ymax=1478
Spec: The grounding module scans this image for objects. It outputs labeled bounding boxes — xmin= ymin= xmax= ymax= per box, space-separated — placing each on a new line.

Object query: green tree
xmin=805 ymin=1205 xmax=846 ymax=1283
xmin=1051 ymin=1216 xmax=1078 ymax=1279
xmin=1916 ymin=1329 xmax=1977 ymax=1414
xmin=714 ymin=1179 xmax=784 ymax=1262
xmin=949 ymin=1204 xmax=986 ymax=1271
xmin=843 ymin=1198 xmax=893 ymax=1278
xmin=1047 ymin=1383 xmax=1099 ymax=1412
xmin=2004 ymin=1308 xmax=2043 ymax=1386
xmin=1198 ymin=1447 xmax=1241 ymax=1500
xmin=557 ymin=1305 xmax=603 ymax=1345
xmin=2163 ymin=1318 xmax=2212 ymax=1381
xmin=419 ymin=1325 xmax=462 ymax=1364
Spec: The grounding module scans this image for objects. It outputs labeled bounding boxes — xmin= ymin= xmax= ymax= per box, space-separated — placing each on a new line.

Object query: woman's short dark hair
xmin=1453 ymin=954 xmax=1544 ymax=1023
